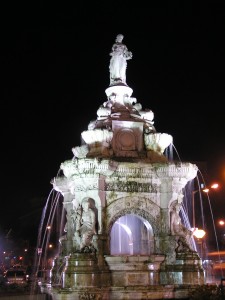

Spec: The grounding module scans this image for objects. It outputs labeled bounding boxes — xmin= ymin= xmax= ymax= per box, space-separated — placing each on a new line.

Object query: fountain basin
xmin=144 ymin=133 xmax=173 ymax=154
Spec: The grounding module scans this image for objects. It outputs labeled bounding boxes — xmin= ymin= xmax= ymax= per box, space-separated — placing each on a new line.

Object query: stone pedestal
xmin=63 ymin=253 xmax=101 ymax=288
xmin=160 ymin=252 xmax=205 ymax=285
xmin=105 ymin=255 xmax=165 ymax=287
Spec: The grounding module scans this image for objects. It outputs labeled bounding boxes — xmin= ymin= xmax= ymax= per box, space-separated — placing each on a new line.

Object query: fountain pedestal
xmin=105 ymin=255 xmax=165 ymax=286
xmin=63 ymin=253 xmax=101 ymax=288
xmin=160 ymin=252 xmax=205 ymax=285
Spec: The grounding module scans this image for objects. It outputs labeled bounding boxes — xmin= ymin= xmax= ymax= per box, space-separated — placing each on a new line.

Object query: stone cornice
xmin=60 ymin=158 xmax=198 ymax=182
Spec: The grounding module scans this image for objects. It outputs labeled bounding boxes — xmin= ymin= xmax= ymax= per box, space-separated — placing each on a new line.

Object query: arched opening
xmin=110 ymin=214 xmax=153 ymax=255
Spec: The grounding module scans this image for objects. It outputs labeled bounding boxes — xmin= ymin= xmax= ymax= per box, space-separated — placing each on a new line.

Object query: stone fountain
xmin=44 ymin=34 xmax=204 ymax=300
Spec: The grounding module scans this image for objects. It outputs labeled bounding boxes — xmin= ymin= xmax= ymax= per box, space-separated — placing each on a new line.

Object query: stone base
xmin=43 ymin=253 xmax=206 ymax=299
xmin=105 ymin=255 xmax=165 ymax=286
xmin=160 ymin=251 xmax=205 ymax=285
xmin=62 ymin=253 xmax=111 ymax=289
xmin=44 ymin=285 xmax=200 ymax=300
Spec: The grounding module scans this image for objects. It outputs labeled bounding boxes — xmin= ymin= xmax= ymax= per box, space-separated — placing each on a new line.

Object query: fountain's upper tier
xmin=92 ymin=85 xmax=156 ymax=134
xmin=73 ymin=35 xmax=173 ymax=162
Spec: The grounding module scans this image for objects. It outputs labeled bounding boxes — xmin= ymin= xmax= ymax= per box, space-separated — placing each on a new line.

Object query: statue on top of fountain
xmin=71 ymin=34 xmax=172 ymax=162
xmin=109 ymin=34 xmax=132 ymax=86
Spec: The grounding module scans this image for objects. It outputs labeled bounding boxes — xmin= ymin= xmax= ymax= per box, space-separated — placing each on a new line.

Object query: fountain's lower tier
xmin=42 ymin=252 xmax=205 ymax=300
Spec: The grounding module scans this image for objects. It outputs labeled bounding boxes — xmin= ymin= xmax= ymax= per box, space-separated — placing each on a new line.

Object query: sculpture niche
xmin=59 ymin=198 xmax=98 ymax=254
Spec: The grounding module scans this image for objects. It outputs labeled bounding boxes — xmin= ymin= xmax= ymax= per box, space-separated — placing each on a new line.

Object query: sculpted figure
xmin=71 ymin=205 xmax=82 ymax=249
xmin=109 ymin=34 xmax=132 ymax=86
xmin=170 ymin=201 xmax=193 ymax=248
xmin=78 ymin=198 xmax=97 ymax=251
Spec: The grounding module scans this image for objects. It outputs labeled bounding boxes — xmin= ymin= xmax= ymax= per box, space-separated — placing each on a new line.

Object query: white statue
xmin=71 ymin=205 xmax=82 ymax=248
xmin=109 ymin=34 xmax=132 ymax=86
xmin=78 ymin=198 xmax=97 ymax=250
xmin=170 ymin=201 xmax=193 ymax=250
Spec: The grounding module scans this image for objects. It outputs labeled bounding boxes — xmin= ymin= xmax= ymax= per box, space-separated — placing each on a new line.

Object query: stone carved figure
xmin=109 ymin=34 xmax=132 ymax=86
xmin=170 ymin=200 xmax=193 ymax=250
xmin=175 ymin=237 xmax=193 ymax=253
xmin=59 ymin=220 xmax=68 ymax=252
xmin=78 ymin=198 xmax=97 ymax=251
xmin=71 ymin=205 xmax=82 ymax=249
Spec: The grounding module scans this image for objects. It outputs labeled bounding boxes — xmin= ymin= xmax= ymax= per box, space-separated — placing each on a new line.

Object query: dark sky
xmin=1 ymin=1 xmax=225 ymax=244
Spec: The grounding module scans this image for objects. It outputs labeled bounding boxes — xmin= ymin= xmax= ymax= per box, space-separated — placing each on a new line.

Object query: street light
xmin=193 ymin=228 xmax=206 ymax=239
xmin=219 ymin=220 xmax=225 ymax=226
xmin=193 ymin=228 xmax=206 ymax=258
xmin=192 ymin=183 xmax=219 ymax=229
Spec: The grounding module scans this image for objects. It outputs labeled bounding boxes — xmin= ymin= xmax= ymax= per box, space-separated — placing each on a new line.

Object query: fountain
xmin=38 ymin=34 xmax=205 ymax=299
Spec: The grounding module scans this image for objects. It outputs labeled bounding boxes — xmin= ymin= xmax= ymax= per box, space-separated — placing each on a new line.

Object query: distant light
xmin=211 ymin=183 xmax=219 ymax=189
xmin=202 ymin=183 xmax=219 ymax=193
xmin=219 ymin=220 xmax=225 ymax=226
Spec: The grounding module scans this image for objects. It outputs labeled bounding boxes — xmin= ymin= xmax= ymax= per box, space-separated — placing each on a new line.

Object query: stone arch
xmin=107 ymin=207 xmax=158 ymax=235
xmin=106 ymin=195 xmax=160 ymax=235
xmin=109 ymin=212 xmax=154 ymax=255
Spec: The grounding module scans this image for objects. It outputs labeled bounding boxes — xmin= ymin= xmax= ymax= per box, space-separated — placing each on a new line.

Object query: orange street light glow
xmin=193 ymin=228 xmax=206 ymax=239
xmin=211 ymin=183 xmax=219 ymax=189
xmin=202 ymin=183 xmax=219 ymax=193
xmin=218 ymin=220 xmax=225 ymax=226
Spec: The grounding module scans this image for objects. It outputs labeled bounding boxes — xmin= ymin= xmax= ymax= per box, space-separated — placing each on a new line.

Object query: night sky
xmin=1 ymin=1 xmax=225 ymax=245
